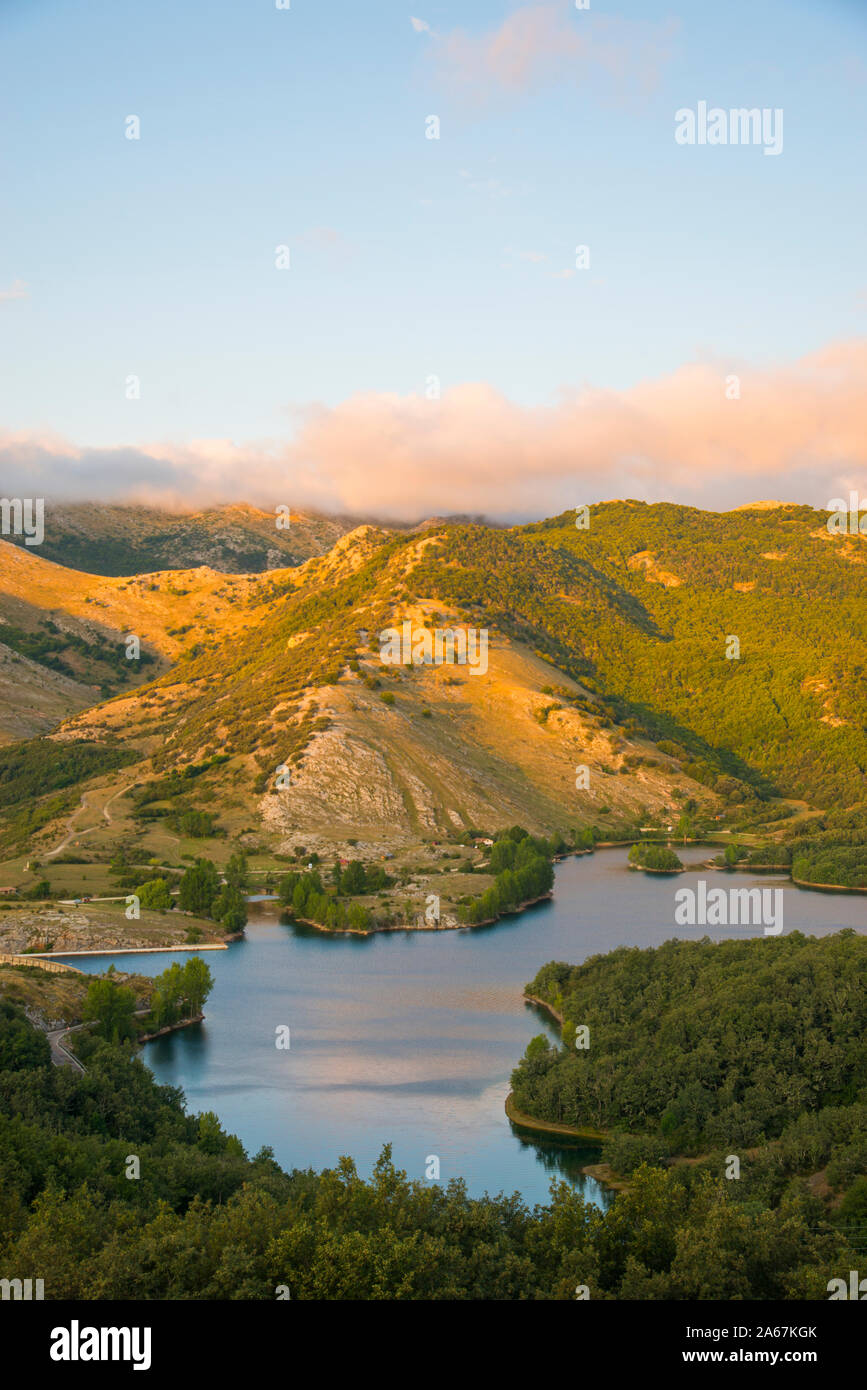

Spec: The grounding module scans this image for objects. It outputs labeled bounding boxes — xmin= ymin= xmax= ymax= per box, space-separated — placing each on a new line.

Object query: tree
xmin=150 ymin=961 xmax=185 ymax=1027
xmin=340 ymin=860 xmax=367 ymax=895
xmin=23 ymin=879 xmax=52 ymax=900
xmin=676 ymin=814 xmax=694 ymax=844
xmin=178 ymin=858 xmax=220 ymax=916
xmin=138 ymin=878 xmax=173 ymax=911
xmin=181 ymin=956 xmax=213 ymax=1018
xmin=525 ymin=1034 xmax=551 ymax=1062
xmin=211 ymin=885 xmax=247 ymax=933
xmin=83 ymin=977 xmax=137 ymax=1043
xmin=0 ymin=1000 xmax=51 ymax=1069
xmin=224 ymin=851 xmax=249 ymax=892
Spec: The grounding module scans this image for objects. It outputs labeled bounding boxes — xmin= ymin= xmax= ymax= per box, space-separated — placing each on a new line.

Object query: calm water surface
xmin=59 ymin=847 xmax=866 ymax=1207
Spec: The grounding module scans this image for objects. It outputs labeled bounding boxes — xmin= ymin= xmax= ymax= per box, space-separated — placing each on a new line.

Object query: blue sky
xmin=0 ymin=0 xmax=865 ymax=516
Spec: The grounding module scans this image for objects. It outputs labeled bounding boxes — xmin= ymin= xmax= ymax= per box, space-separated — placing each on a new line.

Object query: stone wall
xmin=0 ymin=953 xmax=83 ymax=975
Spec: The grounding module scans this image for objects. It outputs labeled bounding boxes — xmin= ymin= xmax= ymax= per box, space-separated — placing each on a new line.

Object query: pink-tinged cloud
xmin=1 ymin=340 xmax=866 ymax=521
xmin=428 ymin=4 xmax=676 ymax=103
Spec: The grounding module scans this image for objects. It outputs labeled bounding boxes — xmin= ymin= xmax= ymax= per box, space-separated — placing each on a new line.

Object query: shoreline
xmin=523 ymin=992 xmax=565 ymax=1026
xmin=791 ymin=875 xmax=867 ymax=895
xmin=138 ymin=1014 xmax=204 ymax=1044
xmin=505 ymin=1091 xmax=606 ymax=1144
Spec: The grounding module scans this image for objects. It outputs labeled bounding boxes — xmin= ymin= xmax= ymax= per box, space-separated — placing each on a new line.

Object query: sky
xmin=0 ymin=0 xmax=865 ymax=520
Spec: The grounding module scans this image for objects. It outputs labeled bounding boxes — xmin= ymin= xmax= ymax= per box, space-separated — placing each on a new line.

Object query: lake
xmin=57 ymin=846 xmax=866 ymax=1208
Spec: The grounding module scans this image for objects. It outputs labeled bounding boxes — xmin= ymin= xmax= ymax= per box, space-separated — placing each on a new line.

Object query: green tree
xmin=340 ymin=860 xmax=366 ymax=895
xmin=211 ymin=885 xmax=247 ymax=932
xmin=150 ymin=961 xmax=185 ymax=1027
xmin=224 ymin=851 xmax=249 ymax=892
xmin=0 ymin=1000 xmax=51 ymax=1069
xmin=676 ymin=814 xmax=693 ymax=845
xmin=178 ymin=858 xmax=220 ymax=915
xmin=83 ymin=977 xmax=137 ymax=1043
xmin=138 ymin=878 xmax=173 ymax=911
xmin=181 ymin=956 xmax=213 ymax=1018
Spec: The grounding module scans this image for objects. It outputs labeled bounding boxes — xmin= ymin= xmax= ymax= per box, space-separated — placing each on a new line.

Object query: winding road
xmin=45 ymin=781 xmax=137 ymax=860
xmin=45 ymin=1021 xmax=88 ymax=1073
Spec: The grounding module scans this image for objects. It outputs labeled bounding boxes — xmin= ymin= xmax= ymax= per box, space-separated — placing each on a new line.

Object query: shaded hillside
xmin=410 ymin=503 xmax=867 ymax=805
xmin=517 ymin=933 xmax=867 ymax=1146
xmin=1 ymin=503 xmax=359 ymax=575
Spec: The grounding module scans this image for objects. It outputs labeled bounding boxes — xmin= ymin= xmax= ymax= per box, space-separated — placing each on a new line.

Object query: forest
xmin=513 ymin=933 xmax=867 ymax=1153
xmin=0 ymin=1001 xmax=856 ymax=1300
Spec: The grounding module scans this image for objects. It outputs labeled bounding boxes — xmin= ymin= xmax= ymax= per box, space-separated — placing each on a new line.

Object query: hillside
xmin=51 ymin=520 xmax=718 ymax=857
xmin=0 ymin=500 xmax=864 ymax=890
xmin=0 ymin=502 xmax=359 ymax=575
xmin=0 ymin=537 xmax=280 ymax=740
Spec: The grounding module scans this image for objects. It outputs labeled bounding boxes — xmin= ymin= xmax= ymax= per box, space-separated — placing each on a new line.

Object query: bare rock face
xmin=266 ymin=728 xmax=418 ymax=832
xmin=0 ymin=907 xmax=218 ymax=955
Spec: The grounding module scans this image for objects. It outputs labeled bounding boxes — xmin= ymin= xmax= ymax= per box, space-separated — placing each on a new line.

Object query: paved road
xmin=43 ymin=1009 xmax=150 ymax=1074
xmin=45 ymin=1022 xmax=88 ymax=1073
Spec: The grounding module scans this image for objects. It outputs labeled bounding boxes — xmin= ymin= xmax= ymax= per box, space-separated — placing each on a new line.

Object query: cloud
xmin=299 ymin=226 xmax=344 ymax=247
xmin=502 ymin=246 xmax=547 ymax=265
xmin=0 ymin=279 xmax=29 ymax=302
xmin=3 ymin=342 xmax=867 ymax=522
xmin=460 ymin=168 xmax=521 ymax=198
xmin=410 ymin=16 xmax=434 ymax=36
xmin=427 ymin=4 xmax=676 ymax=105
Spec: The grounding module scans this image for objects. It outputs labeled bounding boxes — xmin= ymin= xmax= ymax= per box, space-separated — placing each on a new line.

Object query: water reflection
xmin=56 ymin=845 xmax=865 ymax=1208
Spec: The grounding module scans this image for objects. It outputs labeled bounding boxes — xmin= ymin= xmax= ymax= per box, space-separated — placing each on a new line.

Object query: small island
xmin=627 ymin=842 xmax=684 ymax=873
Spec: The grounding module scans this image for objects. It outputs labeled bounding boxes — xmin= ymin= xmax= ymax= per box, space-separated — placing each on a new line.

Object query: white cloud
xmin=2 ymin=342 xmax=866 ymax=522
xmin=0 ymin=279 xmax=29 ymax=302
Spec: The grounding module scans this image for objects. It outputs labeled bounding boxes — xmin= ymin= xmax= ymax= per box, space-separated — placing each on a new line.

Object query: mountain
xmin=54 ymin=522 xmax=699 ymax=851
xmin=1 ymin=500 xmax=864 ymax=872
xmin=0 ymin=503 xmax=360 ymax=575
xmin=0 ymin=537 xmax=271 ymax=740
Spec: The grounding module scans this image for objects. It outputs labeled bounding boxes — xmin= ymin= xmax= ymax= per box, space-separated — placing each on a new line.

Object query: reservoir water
xmin=58 ymin=846 xmax=866 ymax=1207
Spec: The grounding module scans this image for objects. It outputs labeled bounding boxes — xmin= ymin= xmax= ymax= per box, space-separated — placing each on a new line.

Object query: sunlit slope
xmin=58 ymin=523 xmax=715 ymax=842
xmin=0 ymin=537 xmax=294 ymax=738
xmin=35 ymin=499 xmax=867 ymax=850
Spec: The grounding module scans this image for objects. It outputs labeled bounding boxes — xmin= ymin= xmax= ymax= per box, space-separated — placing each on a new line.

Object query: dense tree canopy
xmin=515 ymin=932 xmax=867 ymax=1149
xmin=0 ymin=1003 xmax=855 ymax=1300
